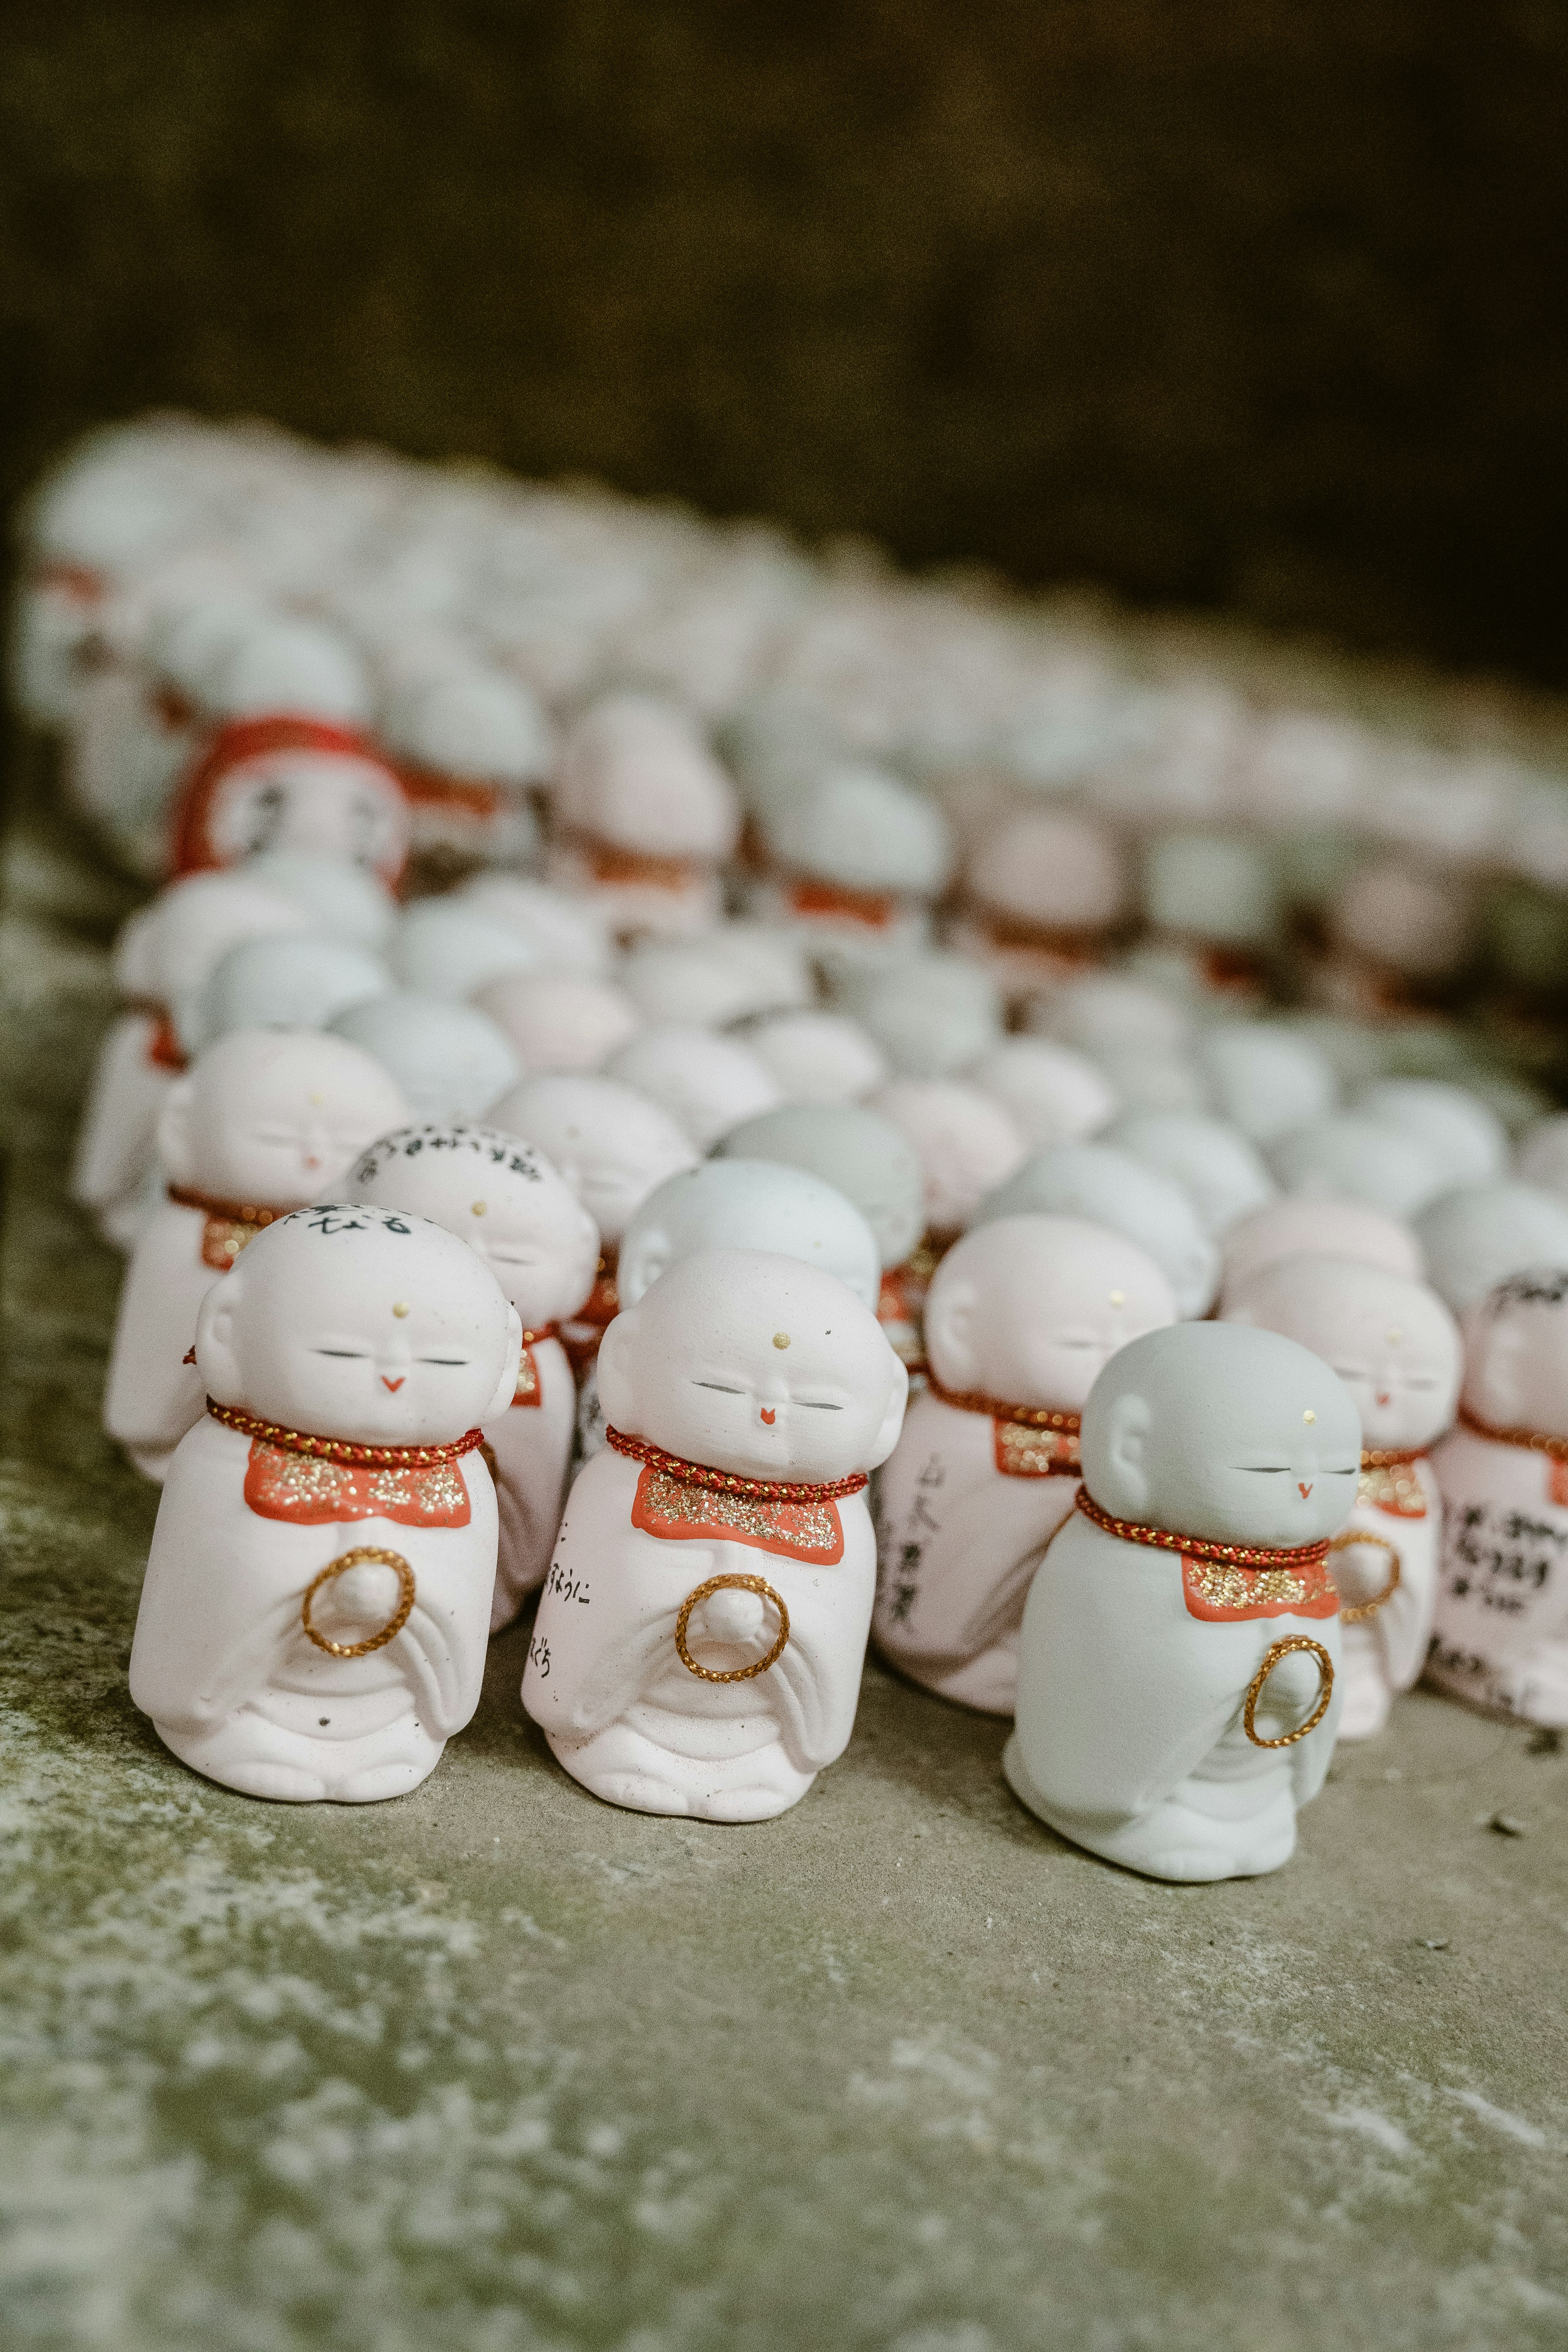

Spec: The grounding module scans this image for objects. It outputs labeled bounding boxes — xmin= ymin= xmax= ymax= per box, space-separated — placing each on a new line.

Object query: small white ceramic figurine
xmin=1219 ymin=1196 xmax=1423 ymax=1311
xmin=128 ymin=1204 xmax=521 ymax=1801
xmin=346 ymin=1124 xmax=600 ymax=1629
xmin=871 ymin=1079 xmax=1027 ymax=1246
xmin=742 ymin=1010 xmax=890 ymax=1106
xmin=974 ymin=1143 xmax=1219 ymax=1320
xmin=390 ymin=900 xmax=542 ymax=1002
xmin=874 ymin=1215 xmax=1176 ymax=1714
xmin=1320 ymin=856 xmax=1477 ymax=1017
xmin=546 ymin=692 xmax=741 ymax=937
xmin=169 ymin=709 xmax=412 ymax=890
xmin=474 ymin=972 xmax=643 ymax=1076
xmin=1356 ymin=1079 xmax=1508 ymax=1190
xmin=1103 ymin=1109 xmax=1276 ymax=1238
xmin=73 ymin=871 xmax=308 ymax=1247
xmin=1269 ymin=1113 xmax=1447 ymax=1221
xmin=329 ymin=993 xmax=521 ymax=1123
xmin=104 ymin=1031 xmax=409 ymax=1481
xmin=521 ymin=1250 xmax=907 ymax=1818
xmin=489 ymin=1074 xmax=699 ymax=1372
xmin=1137 ymin=832 xmax=1281 ymax=1002
xmin=376 ymin=648 xmax=550 ymax=866
xmin=1006 ymin=1323 xmax=1359 ymax=1882
xmin=185 ymin=931 xmax=392 ymax=1053
xmin=713 ymin=1103 xmax=929 ymax=1367
xmin=968 ymin=1037 xmax=1116 ymax=1155
xmin=1198 ymin=1022 xmax=1339 ymax=1147
xmin=951 ymin=808 xmax=1130 ymax=998
xmin=573 ymin=1155 xmax=885 ymax=1458
xmin=604 ymin=1023 xmax=784 ymax=1149
xmin=1225 ymin=1254 xmax=1461 ymax=1737
xmin=752 ymin=764 xmax=954 ymax=974
xmin=846 ymin=955 xmax=1003 ymax=1081
xmin=1414 ymin=1182 xmax=1568 ymax=1316
xmin=1429 ymin=1267 xmax=1568 ymax=1724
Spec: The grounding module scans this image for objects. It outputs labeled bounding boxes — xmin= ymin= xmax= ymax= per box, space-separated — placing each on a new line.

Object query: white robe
xmin=522 ymin=1444 xmax=876 ymax=1816
xmin=1007 ymin=1511 xmax=1341 ymax=1877
xmin=1429 ymin=1425 xmax=1568 ymax=1724
xmin=484 ymin=1333 xmax=577 ymax=1633
xmin=129 ymin=1414 xmax=497 ymax=1789
xmin=873 ymin=1390 xmax=1078 ymax=1714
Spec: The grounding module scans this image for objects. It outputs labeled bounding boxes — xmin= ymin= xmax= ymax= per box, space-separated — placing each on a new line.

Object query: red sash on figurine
xmin=168 ymin=1185 xmax=301 ymax=1273
xmin=397 ymin=764 xmax=506 ymax=821
xmin=579 ymin=836 xmax=699 ymax=892
xmin=787 ymin=876 xmax=898 ymax=929
xmin=207 ymin=1399 xmax=483 ymax=1527
xmin=1075 ymin=1488 xmax=1338 ymax=1624
xmin=1461 ymin=1408 xmax=1568 ymax=1507
xmin=561 ymin=1255 xmax=619 ymax=1377
xmin=608 ymin=1426 xmax=866 ymax=1566
xmin=510 ymin=1327 xmax=557 ymax=1408
xmin=927 ymin=1379 xmax=1081 ymax=1478
xmin=170 ymin=715 xmax=408 ymax=882
xmin=1358 ymin=1446 xmax=1428 ymax=1519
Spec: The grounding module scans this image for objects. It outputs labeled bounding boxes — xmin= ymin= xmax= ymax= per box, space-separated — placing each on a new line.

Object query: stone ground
xmin=2 ymin=749 xmax=1567 ymax=2352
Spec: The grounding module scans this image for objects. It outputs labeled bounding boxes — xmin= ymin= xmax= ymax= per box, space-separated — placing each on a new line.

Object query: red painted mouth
xmin=382 ymin=1376 xmax=405 ymax=1392
xmin=1297 ymin=1480 xmax=1312 ymax=1498
xmin=760 ymin=1407 xmax=776 ymax=1425
xmin=1376 ymin=1393 xmax=1391 ymax=1407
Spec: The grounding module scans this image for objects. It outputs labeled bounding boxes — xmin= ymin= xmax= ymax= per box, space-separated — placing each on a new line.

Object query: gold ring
xmin=1327 ymin=1530 xmax=1401 ymax=1624
xmin=301 ymin=1546 xmax=417 ymax=1657
xmin=674 ymin=1572 xmax=790 ymax=1683
xmin=1243 ymin=1635 xmax=1335 ymax=1748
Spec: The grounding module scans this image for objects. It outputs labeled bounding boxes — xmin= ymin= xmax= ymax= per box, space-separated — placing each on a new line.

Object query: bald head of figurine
xmin=159 ymin=1029 xmax=409 ymax=1207
xmin=346 ymin=1123 xmax=601 ymax=1328
xmin=1080 ymin=1322 xmax=1361 ymax=1549
xmin=924 ymin=1214 xmax=1176 ymax=1411
xmin=1226 ymin=1255 xmax=1460 ymax=1453
xmin=195 ymin=1203 xmax=522 ymax=1445
xmin=1461 ymin=1267 xmax=1568 ymax=1441
xmin=597 ymin=1248 xmax=908 ymax=1483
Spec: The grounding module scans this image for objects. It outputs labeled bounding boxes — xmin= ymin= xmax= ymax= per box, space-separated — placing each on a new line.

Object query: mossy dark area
xmin=2 ymin=2 xmax=1567 ymax=681
xmin=3 ymin=748 xmax=1568 ymax=2348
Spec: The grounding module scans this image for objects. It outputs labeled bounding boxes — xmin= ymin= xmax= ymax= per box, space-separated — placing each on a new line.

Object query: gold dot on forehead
xmin=1303 ymin=1408 xmax=1316 ymax=1424
xmin=308 ymin=1090 xmax=325 ymax=1105
xmin=392 ymin=1301 xmax=411 ymax=1319
xmin=773 ymin=1332 xmax=791 ymax=1350
xmin=1388 ymin=1327 xmax=1402 ymax=1345
xmin=1109 ymin=1290 xmax=1125 ymax=1307
xmin=471 ymin=1200 xmax=487 ymax=1216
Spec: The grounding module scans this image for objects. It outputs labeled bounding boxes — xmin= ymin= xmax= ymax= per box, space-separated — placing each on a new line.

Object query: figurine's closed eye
xmin=419 ymin=1355 xmax=472 ymax=1367
xmin=314 ymin=1347 xmax=370 ymax=1360
xmin=694 ymin=1380 xmax=745 ymax=1395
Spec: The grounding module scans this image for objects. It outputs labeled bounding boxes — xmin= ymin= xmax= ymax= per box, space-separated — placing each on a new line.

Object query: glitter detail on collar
xmin=512 ymin=1327 xmax=558 ymax=1408
xmin=1359 ymin=1446 xmax=1428 ymax=1518
xmin=1074 ymin=1488 xmax=1337 ymax=1623
xmin=1459 ymin=1408 xmax=1568 ymax=1463
xmin=169 ymin=1185 xmax=302 ymax=1272
xmin=207 ymin=1399 xmax=484 ymax=1469
xmin=1074 ymin=1486 xmax=1331 ymax=1571
xmin=605 ymin=1425 xmax=868 ymax=1504
xmin=927 ymin=1380 xmax=1081 ymax=1478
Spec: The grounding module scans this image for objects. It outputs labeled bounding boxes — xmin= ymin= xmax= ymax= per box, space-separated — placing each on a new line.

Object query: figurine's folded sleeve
xmin=523 ymin=1450 xmax=876 ymax=1768
xmin=1013 ymin=1519 xmax=1340 ymax=1824
xmin=129 ymin=1417 xmax=496 ymax=1738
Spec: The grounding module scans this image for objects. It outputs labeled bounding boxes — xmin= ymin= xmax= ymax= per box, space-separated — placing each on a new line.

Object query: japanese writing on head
xmin=1486 ymin=1266 xmax=1568 ymax=1319
xmin=285 ymin=1204 xmax=418 ymax=1240
xmin=349 ymin=1124 xmax=544 ymax=1187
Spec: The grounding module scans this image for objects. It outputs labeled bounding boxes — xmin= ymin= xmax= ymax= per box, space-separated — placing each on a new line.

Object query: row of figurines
xmin=21 ymin=415 xmax=1566 ymax=1025
xmin=120 ymin=1081 xmax=1568 ymax=1881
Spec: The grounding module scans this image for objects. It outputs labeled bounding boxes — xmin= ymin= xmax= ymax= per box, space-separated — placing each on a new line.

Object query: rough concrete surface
xmin=3 ymin=766 xmax=1567 ymax=2351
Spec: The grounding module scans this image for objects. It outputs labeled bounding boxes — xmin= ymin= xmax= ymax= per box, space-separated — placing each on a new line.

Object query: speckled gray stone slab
xmin=3 ymin=768 xmax=1566 ymax=2352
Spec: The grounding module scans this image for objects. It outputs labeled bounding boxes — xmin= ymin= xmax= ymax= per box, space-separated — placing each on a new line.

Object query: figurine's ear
xmin=194 ymin=1282 xmax=243 ymax=1401
xmin=1471 ymin=1313 xmax=1528 ymax=1426
xmin=481 ymin=1305 xmax=525 ymax=1422
xmin=1101 ymin=1391 xmax=1153 ymax=1513
xmin=923 ymin=1275 xmax=980 ymax=1392
xmin=596 ymin=1310 xmax=640 ymax=1429
xmin=616 ymin=1228 xmax=668 ymax=1313
xmin=156 ymin=1077 xmax=198 ymax=1185
xmin=866 ymin=1352 xmax=911 ymax=1470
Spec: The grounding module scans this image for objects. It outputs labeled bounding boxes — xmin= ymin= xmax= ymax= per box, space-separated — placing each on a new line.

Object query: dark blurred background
xmin=2 ymin=2 xmax=1565 ymax=680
